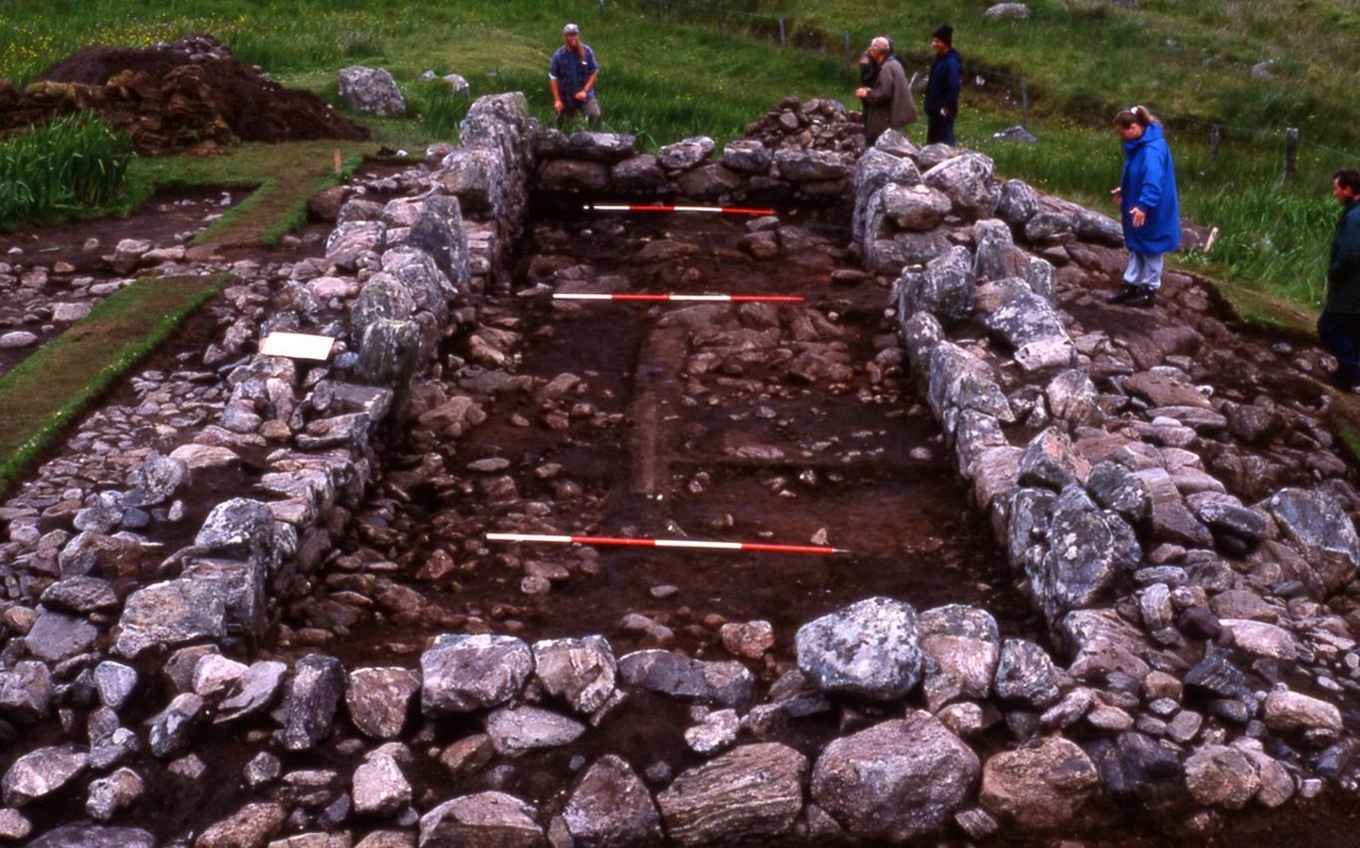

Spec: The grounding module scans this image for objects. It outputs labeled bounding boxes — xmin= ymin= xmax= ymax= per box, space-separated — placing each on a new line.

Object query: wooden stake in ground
xmin=333 ymin=148 xmax=342 ymax=176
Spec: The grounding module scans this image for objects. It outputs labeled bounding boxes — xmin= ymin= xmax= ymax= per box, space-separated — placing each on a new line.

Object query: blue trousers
xmin=1318 ymin=312 xmax=1360 ymax=388
xmin=1123 ymin=251 xmax=1165 ymax=290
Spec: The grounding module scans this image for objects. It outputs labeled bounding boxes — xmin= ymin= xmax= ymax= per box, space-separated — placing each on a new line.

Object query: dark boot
xmin=1106 ymin=285 xmax=1138 ymax=304
xmin=1127 ymin=287 xmax=1158 ymax=307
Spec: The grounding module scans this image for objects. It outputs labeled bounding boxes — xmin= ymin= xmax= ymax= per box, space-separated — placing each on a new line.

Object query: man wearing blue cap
xmin=549 ymin=23 xmax=601 ymax=129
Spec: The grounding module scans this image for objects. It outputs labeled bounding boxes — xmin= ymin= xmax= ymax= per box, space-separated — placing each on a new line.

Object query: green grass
xmin=0 ymin=0 xmax=1351 ymax=317
xmin=0 ymin=274 xmax=227 ymax=496
xmin=0 ymin=112 xmax=133 ymax=227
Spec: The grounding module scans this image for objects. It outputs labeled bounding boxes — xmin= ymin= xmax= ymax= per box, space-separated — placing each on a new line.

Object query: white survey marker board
xmin=259 ymin=332 xmax=336 ymax=361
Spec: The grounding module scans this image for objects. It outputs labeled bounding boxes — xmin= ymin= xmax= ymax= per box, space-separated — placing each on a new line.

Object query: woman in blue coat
xmin=1108 ymin=106 xmax=1180 ymax=307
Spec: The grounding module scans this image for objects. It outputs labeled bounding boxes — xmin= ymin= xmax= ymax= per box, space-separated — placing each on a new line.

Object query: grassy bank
xmin=0 ymin=0 xmax=1350 ymax=314
xmin=0 ymin=275 xmax=227 ymax=496
xmin=0 ymin=112 xmax=133 ymax=228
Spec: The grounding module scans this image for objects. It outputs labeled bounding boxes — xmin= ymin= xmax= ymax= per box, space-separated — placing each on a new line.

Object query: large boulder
xmin=979 ymin=736 xmax=1099 ymax=829
xmin=882 ymin=183 xmax=952 ymax=231
xmin=899 ymin=245 xmax=975 ymax=326
xmin=351 ymin=273 xmax=418 ymax=347
xmin=421 ymin=634 xmax=533 ymax=715
xmin=774 ymin=148 xmax=848 ymax=182
xmin=812 ymin=712 xmax=979 ymax=841
xmin=339 ymin=66 xmax=406 ymax=116
xmin=1264 ymin=488 xmax=1360 ymax=570
xmin=114 ymin=578 xmax=226 ymax=659
xmin=795 ymin=597 xmax=923 ymax=700
xmin=405 ymin=195 xmax=470 ymax=290
xmin=853 ymin=149 xmax=920 ymax=245
xmin=656 ymin=743 xmax=806 ymax=847
xmin=923 ymin=152 xmax=1000 ymax=219
xmin=657 ymin=136 xmax=715 ymax=171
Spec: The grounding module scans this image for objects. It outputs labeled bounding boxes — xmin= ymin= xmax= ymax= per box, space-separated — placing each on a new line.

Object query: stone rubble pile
xmin=533 ymin=96 xmax=861 ymax=202
xmin=0 ymin=90 xmax=1358 ymax=848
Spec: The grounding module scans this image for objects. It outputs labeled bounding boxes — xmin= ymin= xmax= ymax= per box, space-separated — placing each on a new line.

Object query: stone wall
xmin=3 ymin=95 xmax=1360 ymax=847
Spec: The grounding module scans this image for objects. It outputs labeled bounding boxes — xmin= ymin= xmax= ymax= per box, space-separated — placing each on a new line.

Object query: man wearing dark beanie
xmin=925 ymin=24 xmax=962 ymax=145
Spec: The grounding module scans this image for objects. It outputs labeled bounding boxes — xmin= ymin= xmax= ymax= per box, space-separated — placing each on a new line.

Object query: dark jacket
xmin=1325 ymin=200 xmax=1360 ymax=315
xmin=1119 ymin=122 xmax=1181 ymax=254
xmin=925 ymin=48 xmax=961 ymax=116
xmin=861 ymin=56 xmax=916 ymax=142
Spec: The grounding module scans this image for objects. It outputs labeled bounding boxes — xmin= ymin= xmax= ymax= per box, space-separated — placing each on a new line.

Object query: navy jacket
xmin=1326 ymin=200 xmax=1360 ymax=315
xmin=925 ymin=48 xmax=961 ymax=115
xmin=1119 ymin=123 xmax=1181 ymax=254
xmin=549 ymin=44 xmax=599 ymax=102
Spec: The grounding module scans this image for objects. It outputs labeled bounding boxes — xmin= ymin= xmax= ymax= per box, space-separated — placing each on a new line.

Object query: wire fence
xmin=600 ymin=0 xmax=1354 ymax=184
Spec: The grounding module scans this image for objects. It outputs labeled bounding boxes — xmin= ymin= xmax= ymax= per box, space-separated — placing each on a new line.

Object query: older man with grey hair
xmin=855 ymin=35 xmax=915 ymax=145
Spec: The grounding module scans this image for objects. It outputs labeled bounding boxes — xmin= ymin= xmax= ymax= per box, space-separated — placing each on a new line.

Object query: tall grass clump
xmin=0 ymin=113 xmax=134 ymax=227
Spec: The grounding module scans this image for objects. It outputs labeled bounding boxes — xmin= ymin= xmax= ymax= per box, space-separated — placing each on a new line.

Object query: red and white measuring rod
xmin=553 ymin=292 xmax=803 ymax=304
xmin=486 ymin=532 xmax=848 ymax=556
xmin=586 ymin=202 xmax=776 ymax=217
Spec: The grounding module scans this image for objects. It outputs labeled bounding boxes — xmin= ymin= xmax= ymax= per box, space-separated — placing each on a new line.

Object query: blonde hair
xmin=1114 ymin=105 xmax=1159 ymax=129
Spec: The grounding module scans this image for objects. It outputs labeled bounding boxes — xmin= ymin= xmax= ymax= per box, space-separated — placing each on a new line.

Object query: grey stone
xmin=149 ymin=693 xmax=203 ymax=758
xmin=917 ymin=604 xmax=999 ymax=711
xmin=28 ymin=825 xmax=154 ymax=848
xmin=275 ymin=654 xmax=344 ymax=751
xmin=774 ymin=148 xmax=847 ymax=181
xmin=114 ymin=577 xmax=227 ymax=659
xmin=419 ymin=791 xmax=543 ymax=848
xmin=0 ymin=661 xmax=51 ymax=722
xmin=485 ymin=705 xmax=587 ymax=755
xmin=1087 ymin=461 xmax=1150 ymax=520
xmin=811 ymin=712 xmax=978 ymax=842
xmin=657 ymin=743 xmax=806 ymax=847
xmin=532 ymin=636 xmax=617 ymax=715
xmin=1028 ymin=486 xmax=1139 ymax=624
xmin=1184 ymin=745 xmax=1260 ymax=809
xmin=421 ymin=634 xmax=533 ymax=715
xmin=617 ymin=650 xmax=754 ymax=707
xmin=658 ymin=136 xmax=715 ymax=171
xmin=900 ymin=245 xmax=975 ymax=326
xmin=566 ymin=131 xmax=638 ymax=163
xmin=562 ymin=755 xmax=662 ymax=848
xmin=610 ymin=155 xmax=668 ymax=193
xmin=1263 ymin=689 xmax=1342 ymax=734
xmin=216 ymin=661 xmax=288 ymax=723
xmin=40 ymin=577 xmax=118 ymax=614
xmin=347 ymin=667 xmax=420 ymax=739
xmin=24 ymin=609 xmax=97 ymax=662
xmin=980 ymin=736 xmax=1099 ymax=829
xmin=795 ymin=596 xmax=923 ymax=700
xmin=923 ymin=152 xmax=999 ymax=219
xmin=339 ymin=66 xmax=406 ymax=116
xmin=721 ymin=139 xmax=772 ymax=174
xmin=684 ymin=708 xmax=739 ymax=755
xmin=1060 ymin=608 xmax=1153 ymax=682
xmin=996 ymin=179 xmax=1039 ymax=226
xmin=994 ymin=639 xmax=1060 ymax=707
xmin=882 ymin=183 xmax=952 ymax=231
xmin=86 ymin=767 xmax=143 ymax=821
xmin=1264 ymin=488 xmax=1360 ymax=566
xmin=353 ymin=754 xmax=412 ymax=816
xmin=2 ymin=746 xmax=87 ymax=807
xmin=1019 ymin=428 xmax=1090 ymax=490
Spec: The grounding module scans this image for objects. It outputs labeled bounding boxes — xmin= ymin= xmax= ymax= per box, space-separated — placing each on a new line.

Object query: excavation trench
xmin=304 ymin=202 xmax=1039 ymax=668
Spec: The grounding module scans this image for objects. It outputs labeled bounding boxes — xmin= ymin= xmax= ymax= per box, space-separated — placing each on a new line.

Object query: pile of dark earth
xmin=0 ymin=34 xmax=368 ymax=154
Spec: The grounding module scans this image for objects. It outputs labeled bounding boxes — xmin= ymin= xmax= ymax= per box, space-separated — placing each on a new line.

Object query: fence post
xmin=719 ymin=0 xmax=726 ymax=34
xmin=1020 ymin=80 xmax=1029 ymax=130
xmin=1209 ymin=124 xmax=1221 ymax=164
xmin=1283 ymin=127 xmax=1299 ymax=182
xmin=844 ymin=31 xmax=852 ymax=64
xmin=779 ymin=17 xmax=787 ymax=48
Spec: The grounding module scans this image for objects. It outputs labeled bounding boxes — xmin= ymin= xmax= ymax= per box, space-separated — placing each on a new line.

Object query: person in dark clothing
xmin=924 ymin=24 xmax=961 ymax=145
xmin=1319 ymin=169 xmax=1360 ymax=390
xmin=549 ymin=23 xmax=601 ymax=129
xmin=856 ymin=37 xmax=916 ymax=146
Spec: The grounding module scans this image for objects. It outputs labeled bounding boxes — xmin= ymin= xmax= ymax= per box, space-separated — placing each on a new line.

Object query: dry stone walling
xmin=1 ymin=90 xmax=1359 ymax=847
